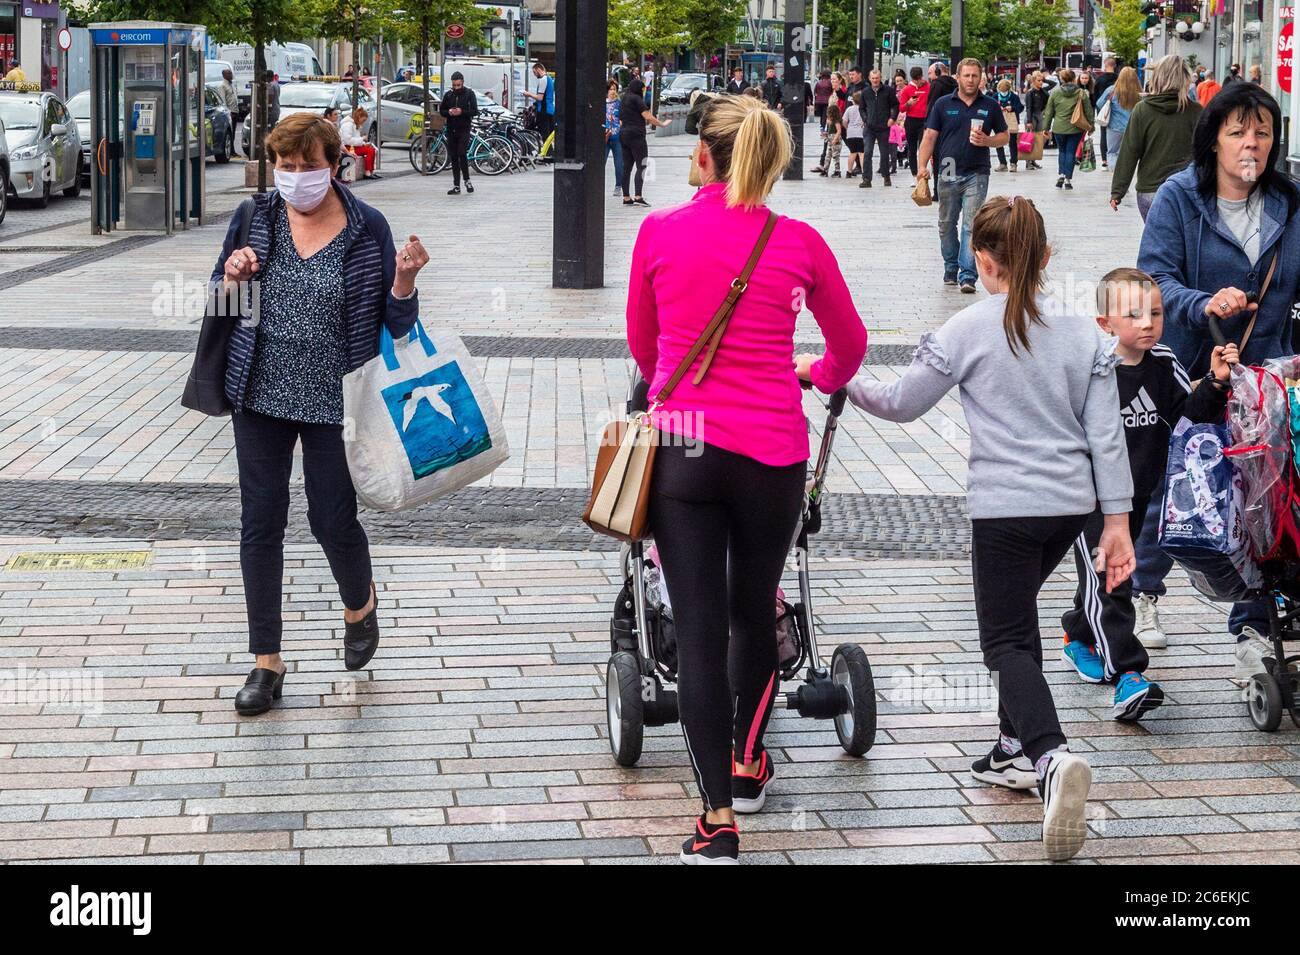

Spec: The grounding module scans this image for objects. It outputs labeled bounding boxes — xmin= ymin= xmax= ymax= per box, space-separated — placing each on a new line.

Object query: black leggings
xmin=650 ymin=441 xmax=806 ymax=811
xmin=447 ymin=125 xmax=471 ymax=184
xmin=971 ymin=513 xmax=1089 ymax=763
xmin=620 ymin=130 xmax=647 ymax=197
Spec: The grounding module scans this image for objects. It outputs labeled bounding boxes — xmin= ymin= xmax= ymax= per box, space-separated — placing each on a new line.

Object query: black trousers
xmin=649 ymin=441 xmax=806 ymax=811
xmin=1099 ymin=124 xmax=1108 ymax=160
xmin=904 ymin=115 xmax=925 ymax=175
xmin=619 ymin=129 xmax=647 ymax=197
xmin=861 ymin=125 xmax=891 ymax=182
xmin=536 ymin=108 xmax=554 ymax=144
xmin=447 ymin=125 xmax=471 ymax=185
xmin=1062 ymin=500 xmax=1150 ymax=682
xmin=971 ymin=513 xmax=1089 ymax=763
xmin=233 ymin=410 xmax=373 ymax=655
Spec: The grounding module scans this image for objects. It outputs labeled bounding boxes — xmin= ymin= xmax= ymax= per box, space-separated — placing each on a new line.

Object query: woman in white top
xmin=339 ymin=106 xmax=378 ymax=178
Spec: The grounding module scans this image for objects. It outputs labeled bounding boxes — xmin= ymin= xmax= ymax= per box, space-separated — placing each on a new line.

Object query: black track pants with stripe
xmin=1061 ymin=500 xmax=1151 ymax=683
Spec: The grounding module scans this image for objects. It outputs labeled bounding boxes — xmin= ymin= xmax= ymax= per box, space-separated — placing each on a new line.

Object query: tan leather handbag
xmin=583 ymin=210 xmax=780 ymax=541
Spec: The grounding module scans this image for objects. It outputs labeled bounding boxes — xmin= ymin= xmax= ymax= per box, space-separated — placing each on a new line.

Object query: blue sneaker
xmin=1113 ymin=671 xmax=1164 ymax=722
xmin=1062 ymin=634 xmax=1104 ymax=683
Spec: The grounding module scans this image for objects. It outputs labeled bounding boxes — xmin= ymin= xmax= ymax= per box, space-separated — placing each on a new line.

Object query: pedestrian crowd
xmin=198 ymin=51 xmax=1299 ymax=867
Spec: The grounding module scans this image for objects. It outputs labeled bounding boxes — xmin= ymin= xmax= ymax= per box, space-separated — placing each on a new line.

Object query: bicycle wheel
xmin=470 ymin=135 xmax=514 ymax=176
xmin=408 ymin=135 xmax=449 ymax=175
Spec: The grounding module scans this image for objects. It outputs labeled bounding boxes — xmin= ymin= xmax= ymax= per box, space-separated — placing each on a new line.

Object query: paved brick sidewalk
xmin=2 ymin=128 xmax=1296 ymax=865
xmin=0 ymin=538 xmax=1294 ymax=864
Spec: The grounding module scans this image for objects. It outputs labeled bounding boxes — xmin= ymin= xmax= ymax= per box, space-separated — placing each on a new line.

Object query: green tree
xmin=683 ymin=0 xmax=746 ymax=83
xmin=607 ymin=0 xmax=689 ymax=109
xmin=1008 ymin=0 xmax=1076 ymax=66
xmin=1098 ymin=0 xmax=1148 ymax=65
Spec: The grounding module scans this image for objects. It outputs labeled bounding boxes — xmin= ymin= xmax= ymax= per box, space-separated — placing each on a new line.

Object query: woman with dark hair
xmin=1134 ymin=80 xmax=1300 ymax=673
xmin=619 ymin=78 xmax=668 ymax=206
xmin=603 ymin=78 xmax=623 ymax=195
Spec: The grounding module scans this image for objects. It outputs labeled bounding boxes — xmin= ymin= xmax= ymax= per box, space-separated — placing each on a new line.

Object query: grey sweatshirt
xmin=848 ymin=293 xmax=1133 ymax=519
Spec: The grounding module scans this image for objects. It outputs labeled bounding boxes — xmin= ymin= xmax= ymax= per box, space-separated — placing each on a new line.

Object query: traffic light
xmin=513 ymin=18 xmax=525 ymax=52
xmin=882 ymin=30 xmax=891 ymax=51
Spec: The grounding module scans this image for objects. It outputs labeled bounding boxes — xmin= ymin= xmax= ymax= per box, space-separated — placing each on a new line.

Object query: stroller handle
xmin=1207 ymin=291 xmax=1257 ymax=348
xmin=800 ymin=378 xmax=849 ymax=418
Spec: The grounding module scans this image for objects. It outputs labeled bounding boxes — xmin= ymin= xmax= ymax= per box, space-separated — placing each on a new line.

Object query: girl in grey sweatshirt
xmin=800 ymin=196 xmax=1133 ymax=862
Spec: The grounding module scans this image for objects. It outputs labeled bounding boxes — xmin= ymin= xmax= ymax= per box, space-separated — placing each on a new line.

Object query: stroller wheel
xmin=1246 ymin=672 xmax=1283 ymax=732
xmin=831 ymin=645 xmax=877 ymax=756
xmin=606 ymin=652 xmax=645 ymax=766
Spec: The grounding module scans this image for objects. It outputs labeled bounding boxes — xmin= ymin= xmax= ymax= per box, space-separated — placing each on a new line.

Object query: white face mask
xmin=274 ymin=166 xmax=332 ymax=212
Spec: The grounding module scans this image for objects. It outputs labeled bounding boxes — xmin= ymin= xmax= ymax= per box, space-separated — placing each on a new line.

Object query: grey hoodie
xmin=847 ymin=293 xmax=1133 ymax=519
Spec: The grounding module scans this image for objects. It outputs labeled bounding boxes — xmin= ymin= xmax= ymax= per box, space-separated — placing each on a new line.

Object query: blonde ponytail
xmin=698 ymin=95 xmax=793 ymax=211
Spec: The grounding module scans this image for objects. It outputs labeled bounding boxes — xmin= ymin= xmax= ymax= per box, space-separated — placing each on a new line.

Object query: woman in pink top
xmin=626 ymin=94 xmax=866 ymax=864
xmin=898 ymin=65 xmax=930 ymax=177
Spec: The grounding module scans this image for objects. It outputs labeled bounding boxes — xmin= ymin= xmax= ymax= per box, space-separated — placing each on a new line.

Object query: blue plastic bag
xmin=1158 ymin=419 xmax=1263 ymax=601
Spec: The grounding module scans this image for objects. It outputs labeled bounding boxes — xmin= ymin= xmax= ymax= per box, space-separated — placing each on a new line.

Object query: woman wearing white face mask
xmin=212 ymin=112 xmax=430 ymax=716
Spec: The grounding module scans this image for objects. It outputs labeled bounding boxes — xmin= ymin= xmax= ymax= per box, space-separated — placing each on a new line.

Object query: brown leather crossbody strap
xmin=653 ymin=210 xmax=779 ymax=405
xmin=1239 ymin=249 xmax=1279 ymax=354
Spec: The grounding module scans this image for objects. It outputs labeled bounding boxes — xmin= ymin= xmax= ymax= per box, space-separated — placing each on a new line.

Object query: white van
xmin=216 ymin=42 xmax=324 ymax=117
xmin=419 ymin=58 xmax=535 ymax=110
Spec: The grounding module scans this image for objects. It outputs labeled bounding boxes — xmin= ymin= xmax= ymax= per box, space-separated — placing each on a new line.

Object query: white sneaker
xmin=1134 ymin=594 xmax=1167 ymax=649
xmin=1040 ymin=751 xmax=1091 ymax=862
xmin=1232 ymin=627 xmax=1272 ymax=687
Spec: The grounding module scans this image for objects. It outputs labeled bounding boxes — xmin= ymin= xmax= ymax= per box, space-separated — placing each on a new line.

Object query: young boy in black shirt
xmin=1062 ymin=268 xmax=1238 ymax=721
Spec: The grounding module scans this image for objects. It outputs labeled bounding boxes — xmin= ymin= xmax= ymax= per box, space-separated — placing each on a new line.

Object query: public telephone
xmin=89 ymin=21 xmax=205 ymax=234
xmin=130 ymin=97 xmax=157 ymax=167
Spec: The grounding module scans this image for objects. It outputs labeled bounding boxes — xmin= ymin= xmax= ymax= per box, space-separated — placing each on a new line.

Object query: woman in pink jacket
xmin=627 ymin=95 xmax=867 ymax=864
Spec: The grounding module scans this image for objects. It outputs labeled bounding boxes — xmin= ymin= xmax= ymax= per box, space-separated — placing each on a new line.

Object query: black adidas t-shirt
xmin=1116 ymin=346 xmax=1229 ymax=500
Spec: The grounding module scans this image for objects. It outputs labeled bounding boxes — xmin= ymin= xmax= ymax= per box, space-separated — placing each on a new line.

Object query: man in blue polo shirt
xmin=916 ymin=58 xmax=1009 ymax=293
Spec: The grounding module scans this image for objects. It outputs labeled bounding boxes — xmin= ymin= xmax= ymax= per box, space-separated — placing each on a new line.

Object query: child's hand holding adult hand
xmin=1096 ymin=514 xmax=1136 ymax=594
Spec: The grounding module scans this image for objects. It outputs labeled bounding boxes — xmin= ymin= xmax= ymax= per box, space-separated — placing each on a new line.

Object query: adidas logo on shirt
xmin=1121 ymin=387 xmax=1160 ymax=428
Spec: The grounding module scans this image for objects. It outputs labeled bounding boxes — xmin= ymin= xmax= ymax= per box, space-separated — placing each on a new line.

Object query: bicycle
xmin=408 ymin=116 xmax=514 ymax=177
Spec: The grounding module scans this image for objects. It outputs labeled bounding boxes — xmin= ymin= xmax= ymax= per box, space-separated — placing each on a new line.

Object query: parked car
xmin=0 ymin=113 xmax=9 ymax=225
xmin=659 ymin=72 xmax=713 ymax=104
xmin=0 ymin=90 xmax=81 ymax=207
xmin=241 ymin=81 xmax=376 ymax=149
xmin=376 ymin=81 xmax=439 ymax=144
xmin=215 ymin=41 xmax=325 ymax=117
xmin=203 ymin=86 xmax=235 ymax=163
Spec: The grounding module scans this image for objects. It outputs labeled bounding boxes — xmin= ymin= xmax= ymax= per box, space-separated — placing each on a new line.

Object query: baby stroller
xmin=1161 ymin=315 xmax=1300 ymax=732
xmin=604 ymin=375 xmax=878 ymax=766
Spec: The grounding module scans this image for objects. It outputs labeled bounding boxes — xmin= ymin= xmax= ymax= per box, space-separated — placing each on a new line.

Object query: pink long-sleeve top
xmin=626 ymin=182 xmax=868 ymax=467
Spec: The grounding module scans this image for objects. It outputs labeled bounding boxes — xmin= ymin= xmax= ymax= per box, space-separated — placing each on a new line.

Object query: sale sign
xmin=1279 ymin=21 xmax=1293 ymax=94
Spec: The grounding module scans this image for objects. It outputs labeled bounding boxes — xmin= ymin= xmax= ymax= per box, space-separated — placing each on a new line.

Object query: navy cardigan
xmin=209 ymin=182 xmax=420 ymax=414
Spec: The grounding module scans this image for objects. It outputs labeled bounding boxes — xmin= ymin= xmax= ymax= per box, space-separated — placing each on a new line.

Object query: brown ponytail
xmin=971 ymin=195 xmax=1049 ymax=355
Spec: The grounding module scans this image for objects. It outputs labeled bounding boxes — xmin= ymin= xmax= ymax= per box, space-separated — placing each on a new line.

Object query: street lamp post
xmin=784 ymin=0 xmax=807 ymax=181
xmin=552 ymin=0 xmax=607 ymax=289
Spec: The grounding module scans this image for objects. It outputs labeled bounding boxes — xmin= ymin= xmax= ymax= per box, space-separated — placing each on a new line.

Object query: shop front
xmin=0 ymin=2 xmax=62 ymax=91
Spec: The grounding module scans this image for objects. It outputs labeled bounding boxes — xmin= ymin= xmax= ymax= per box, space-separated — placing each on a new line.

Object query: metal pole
xmin=420 ymin=16 xmax=429 ymax=175
xmin=552 ymin=0 xmax=606 ymax=289
xmin=439 ymin=30 xmax=446 ymax=97
xmin=859 ymin=0 xmax=877 ymax=76
xmin=811 ymin=0 xmax=819 ymax=78
xmin=783 ymin=0 xmax=807 ymax=181
xmin=951 ymin=0 xmax=964 ymax=65
xmin=508 ymin=9 xmax=515 ymax=112
xmin=374 ymin=25 xmax=382 ymax=172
